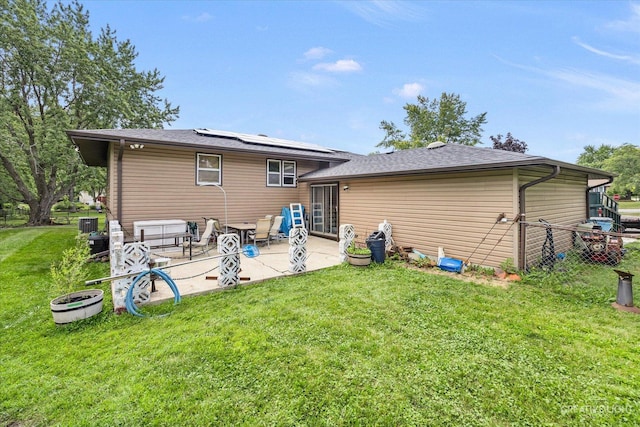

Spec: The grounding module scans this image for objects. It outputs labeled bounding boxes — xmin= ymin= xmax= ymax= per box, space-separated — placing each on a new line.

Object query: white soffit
xmin=194 ymin=128 xmax=335 ymax=154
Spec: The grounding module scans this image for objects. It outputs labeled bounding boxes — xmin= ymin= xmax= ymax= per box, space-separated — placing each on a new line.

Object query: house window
xmin=267 ymin=159 xmax=281 ymax=186
xmin=267 ymin=159 xmax=296 ymax=187
xmin=197 ymin=153 xmax=221 ymax=185
xmin=283 ymin=161 xmax=296 ymax=187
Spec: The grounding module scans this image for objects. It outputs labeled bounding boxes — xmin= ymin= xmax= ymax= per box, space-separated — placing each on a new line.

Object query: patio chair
xmin=183 ymin=219 xmax=215 ymax=256
xmin=249 ymin=218 xmax=272 ymax=248
xmin=269 ymin=215 xmax=285 ymax=243
xmin=203 ymin=217 xmax=223 ymax=244
xmin=211 ymin=218 xmax=222 ymax=243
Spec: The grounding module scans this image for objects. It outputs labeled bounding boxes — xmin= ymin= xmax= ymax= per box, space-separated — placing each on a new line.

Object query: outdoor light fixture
xmin=343 ymin=185 xmax=349 ymax=191
xmin=130 ymin=143 xmax=144 ymax=150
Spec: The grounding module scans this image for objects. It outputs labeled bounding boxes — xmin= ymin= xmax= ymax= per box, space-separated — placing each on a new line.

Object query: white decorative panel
xmin=218 ymin=233 xmax=239 ymax=287
xmin=289 ymin=227 xmax=308 ymax=273
xmin=109 ymin=220 xmax=121 ymax=235
xmin=378 ymin=220 xmax=393 ymax=251
xmin=339 ymin=224 xmax=355 ymax=262
xmin=111 ymin=242 xmax=150 ymax=313
xmin=109 ymin=231 xmax=124 ymax=273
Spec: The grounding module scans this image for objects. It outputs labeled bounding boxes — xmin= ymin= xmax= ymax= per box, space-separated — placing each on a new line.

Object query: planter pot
xmin=347 ymin=253 xmax=372 ymax=266
xmin=50 ymin=289 xmax=104 ymax=325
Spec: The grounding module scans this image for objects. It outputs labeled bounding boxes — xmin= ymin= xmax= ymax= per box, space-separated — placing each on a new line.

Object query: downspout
xmin=117 ymin=139 xmax=125 ymax=224
xmin=518 ymin=165 xmax=561 ymax=270
xmin=586 ymin=176 xmax=614 ymax=219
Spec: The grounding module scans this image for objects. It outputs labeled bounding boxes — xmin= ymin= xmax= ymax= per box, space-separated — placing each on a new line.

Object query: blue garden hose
xmin=125 ymin=268 xmax=181 ymax=317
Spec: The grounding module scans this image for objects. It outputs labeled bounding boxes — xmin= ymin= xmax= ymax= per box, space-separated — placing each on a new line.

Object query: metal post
xmin=204 ymin=183 xmax=228 ymax=233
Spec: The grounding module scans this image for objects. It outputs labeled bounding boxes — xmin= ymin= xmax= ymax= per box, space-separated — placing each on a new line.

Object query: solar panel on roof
xmin=194 ymin=128 xmax=334 ymax=154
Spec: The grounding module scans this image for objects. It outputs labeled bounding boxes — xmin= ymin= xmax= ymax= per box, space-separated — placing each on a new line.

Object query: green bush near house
xmin=1 ymin=226 xmax=639 ymax=426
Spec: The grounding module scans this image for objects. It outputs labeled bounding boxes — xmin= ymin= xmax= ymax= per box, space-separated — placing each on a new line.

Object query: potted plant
xmin=50 ymin=233 xmax=104 ymax=325
xmin=346 ymin=241 xmax=372 ymax=266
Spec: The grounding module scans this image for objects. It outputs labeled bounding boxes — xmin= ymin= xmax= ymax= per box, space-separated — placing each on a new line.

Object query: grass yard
xmin=619 ymin=200 xmax=640 ymax=210
xmin=1 ymin=227 xmax=639 ymax=426
xmin=0 ymin=209 xmax=106 ymax=228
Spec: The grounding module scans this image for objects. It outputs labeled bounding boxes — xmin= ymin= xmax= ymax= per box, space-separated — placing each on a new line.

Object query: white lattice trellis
xmin=289 ymin=227 xmax=308 ymax=273
xmin=378 ymin=220 xmax=393 ymax=251
xmin=339 ymin=224 xmax=355 ymax=262
xmin=218 ymin=233 xmax=240 ymax=287
xmin=111 ymin=240 xmax=151 ymax=313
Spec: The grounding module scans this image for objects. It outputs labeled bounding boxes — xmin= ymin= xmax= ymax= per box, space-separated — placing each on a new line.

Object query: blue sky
xmin=82 ymin=0 xmax=639 ymax=163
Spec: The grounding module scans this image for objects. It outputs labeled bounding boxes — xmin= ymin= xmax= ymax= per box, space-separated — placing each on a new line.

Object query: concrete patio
xmin=146 ymin=236 xmax=341 ymax=304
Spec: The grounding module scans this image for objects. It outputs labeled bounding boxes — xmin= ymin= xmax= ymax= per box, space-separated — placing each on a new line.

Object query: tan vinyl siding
xmin=339 ymin=170 xmax=518 ymax=268
xmin=520 ymin=168 xmax=587 ymax=225
xmin=111 ymin=145 xmax=318 ymax=235
xmin=520 ymin=168 xmax=588 ymax=267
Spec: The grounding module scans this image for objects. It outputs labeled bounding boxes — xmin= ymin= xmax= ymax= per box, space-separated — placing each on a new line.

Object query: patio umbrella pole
xmin=85 ymin=245 xmax=259 ymax=286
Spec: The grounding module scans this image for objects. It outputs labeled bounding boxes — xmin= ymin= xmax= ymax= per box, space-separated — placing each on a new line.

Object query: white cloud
xmin=288 ymin=71 xmax=336 ymax=89
xmin=494 ymin=55 xmax=640 ymax=112
xmin=313 ymin=59 xmax=362 ymax=73
xmin=393 ymin=82 xmax=424 ymax=99
xmin=304 ymin=47 xmax=333 ymax=60
xmin=547 ymin=67 xmax=640 ymax=107
xmin=339 ymin=0 xmax=426 ymax=27
xmin=605 ymin=2 xmax=640 ymax=33
xmin=572 ymin=37 xmax=640 ymax=65
xmin=182 ymin=12 xmax=213 ymax=23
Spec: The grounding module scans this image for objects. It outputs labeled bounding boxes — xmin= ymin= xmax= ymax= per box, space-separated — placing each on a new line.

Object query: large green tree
xmin=576 ymin=144 xmax=616 ymax=170
xmin=604 ymin=144 xmax=640 ymax=198
xmin=577 ymin=143 xmax=640 ymax=198
xmin=0 ymin=0 xmax=179 ymax=225
xmin=378 ymin=93 xmax=487 ymax=150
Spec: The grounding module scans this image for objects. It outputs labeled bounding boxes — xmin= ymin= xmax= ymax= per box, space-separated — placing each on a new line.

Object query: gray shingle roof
xmin=68 ymin=128 xmax=613 ymax=180
xmin=299 ymin=143 xmax=613 ymax=181
xmin=67 ymin=129 xmax=358 ymax=166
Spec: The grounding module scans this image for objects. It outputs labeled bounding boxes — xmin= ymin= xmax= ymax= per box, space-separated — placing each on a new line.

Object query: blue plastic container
xmin=438 ymin=257 xmax=464 ymax=273
xmin=589 ymin=217 xmax=613 ymax=232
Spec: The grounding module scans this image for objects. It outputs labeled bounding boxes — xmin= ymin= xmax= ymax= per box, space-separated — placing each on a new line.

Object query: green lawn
xmin=1 ymin=227 xmax=639 ymax=426
xmin=619 ymin=200 xmax=640 ymax=210
xmin=0 ymin=208 xmax=106 ymax=228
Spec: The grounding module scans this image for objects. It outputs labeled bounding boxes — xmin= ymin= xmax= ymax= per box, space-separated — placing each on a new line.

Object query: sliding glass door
xmin=310 ymin=184 xmax=338 ymax=236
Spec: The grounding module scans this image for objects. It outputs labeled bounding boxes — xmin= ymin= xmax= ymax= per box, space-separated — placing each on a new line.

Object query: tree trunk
xmin=27 ymin=198 xmax=54 ymax=226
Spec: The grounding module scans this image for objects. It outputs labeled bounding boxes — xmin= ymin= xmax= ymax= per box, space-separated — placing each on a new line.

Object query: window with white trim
xmin=266 ymin=159 xmax=296 ymax=187
xmin=283 ymin=161 xmax=296 ymax=186
xmin=267 ymin=159 xmax=281 ymax=186
xmin=196 ymin=153 xmax=221 ymax=185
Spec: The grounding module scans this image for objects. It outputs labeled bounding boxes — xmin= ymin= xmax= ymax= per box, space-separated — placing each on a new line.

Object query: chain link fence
xmin=523 ymin=219 xmax=626 ymax=274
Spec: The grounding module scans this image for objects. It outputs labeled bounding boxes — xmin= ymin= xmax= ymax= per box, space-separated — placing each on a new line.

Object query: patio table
xmin=224 ymin=223 xmax=256 ymax=245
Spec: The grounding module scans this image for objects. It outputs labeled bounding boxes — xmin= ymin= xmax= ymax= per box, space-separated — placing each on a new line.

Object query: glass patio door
xmin=311 ymin=184 xmax=338 ymax=236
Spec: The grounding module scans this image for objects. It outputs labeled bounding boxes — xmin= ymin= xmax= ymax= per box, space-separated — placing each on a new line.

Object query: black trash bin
xmin=366 ymin=231 xmax=386 ymax=263
xmin=88 ymin=233 xmax=109 ymax=255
